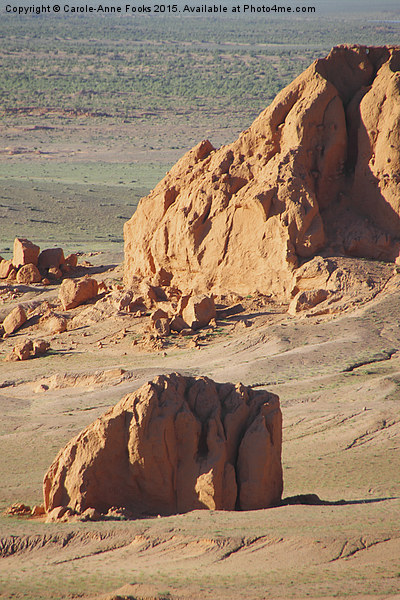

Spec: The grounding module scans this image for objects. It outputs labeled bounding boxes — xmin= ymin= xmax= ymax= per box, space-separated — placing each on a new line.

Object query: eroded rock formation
xmin=124 ymin=45 xmax=400 ymax=299
xmin=43 ymin=373 xmax=283 ymax=517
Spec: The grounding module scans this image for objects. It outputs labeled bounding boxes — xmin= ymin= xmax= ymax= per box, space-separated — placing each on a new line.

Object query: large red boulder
xmin=43 ymin=373 xmax=283 ymax=517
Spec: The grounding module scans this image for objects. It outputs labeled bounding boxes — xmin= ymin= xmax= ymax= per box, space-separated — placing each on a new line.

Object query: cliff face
xmin=124 ymin=46 xmax=400 ymax=299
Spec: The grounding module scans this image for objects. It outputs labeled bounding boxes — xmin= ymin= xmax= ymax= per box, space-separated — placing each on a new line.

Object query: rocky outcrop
xmin=43 ymin=373 xmax=283 ymax=517
xmin=124 ymin=45 xmax=400 ymax=299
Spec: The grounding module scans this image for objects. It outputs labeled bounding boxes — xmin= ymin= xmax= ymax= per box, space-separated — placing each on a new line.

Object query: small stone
xmin=78 ymin=507 xmax=101 ymax=522
xmin=64 ymin=253 xmax=78 ymax=268
xmin=179 ymin=328 xmax=194 ymax=336
xmin=44 ymin=314 xmax=67 ymax=334
xmin=48 ymin=266 xmax=63 ymax=280
xmin=2 ymin=305 xmax=27 ymax=335
xmin=170 ymin=315 xmax=188 ymax=332
xmin=152 ymin=318 xmax=170 ymax=337
xmin=150 ymin=308 xmax=169 ymax=321
xmin=33 ymin=339 xmax=50 ymax=356
xmin=0 ymin=260 xmax=13 ymax=279
xmin=34 ymin=384 xmax=49 ymax=393
xmin=13 ymin=339 xmax=34 ymax=360
xmin=31 ymin=504 xmax=45 ymax=517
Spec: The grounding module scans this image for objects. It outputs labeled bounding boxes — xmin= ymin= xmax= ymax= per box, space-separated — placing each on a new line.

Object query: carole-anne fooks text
xmin=5 ymin=3 xmax=317 ymax=14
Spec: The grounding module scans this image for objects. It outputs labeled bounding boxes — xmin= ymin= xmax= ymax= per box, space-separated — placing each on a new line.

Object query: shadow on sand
xmin=279 ymin=493 xmax=398 ymax=507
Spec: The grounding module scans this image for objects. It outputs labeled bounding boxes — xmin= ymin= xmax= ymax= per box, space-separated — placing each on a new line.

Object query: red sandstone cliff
xmin=124 ymin=46 xmax=400 ymax=298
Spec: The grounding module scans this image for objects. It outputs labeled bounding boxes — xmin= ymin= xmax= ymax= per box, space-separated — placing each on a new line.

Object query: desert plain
xmin=1 ymin=9 xmax=400 ymax=600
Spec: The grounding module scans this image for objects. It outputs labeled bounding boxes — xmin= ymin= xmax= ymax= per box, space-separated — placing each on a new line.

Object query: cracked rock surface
xmin=43 ymin=373 xmax=283 ymax=517
xmin=124 ymin=45 xmax=400 ymax=300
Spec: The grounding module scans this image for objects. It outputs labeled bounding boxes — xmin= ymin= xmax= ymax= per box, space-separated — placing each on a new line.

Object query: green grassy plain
xmin=1 ymin=13 xmax=399 ymax=256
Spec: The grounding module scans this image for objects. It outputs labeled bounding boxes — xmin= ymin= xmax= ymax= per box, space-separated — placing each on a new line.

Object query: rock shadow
xmin=279 ymin=493 xmax=397 ymax=507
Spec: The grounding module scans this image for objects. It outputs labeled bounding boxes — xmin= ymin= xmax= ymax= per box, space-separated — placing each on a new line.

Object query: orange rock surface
xmin=12 ymin=238 xmax=40 ymax=268
xmin=43 ymin=373 xmax=283 ymax=517
xmin=124 ymin=45 xmax=400 ymax=299
xmin=58 ymin=277 xmax=99 ymax=310
xmin=2 ymin=305 xmax=27 ymax=336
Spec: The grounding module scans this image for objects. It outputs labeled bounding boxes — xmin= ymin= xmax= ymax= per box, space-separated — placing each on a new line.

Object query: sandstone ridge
xmin=124 ymin=45 xmax=400 ymax=299
xmin=43 ymin=373 xmax=283 ymax=518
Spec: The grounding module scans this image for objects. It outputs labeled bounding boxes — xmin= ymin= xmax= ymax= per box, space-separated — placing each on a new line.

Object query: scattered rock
xmin=2 ymin=304 xmax=27 ymax=336
xmin=38 ymin=247 xmax=65 ymax=270
xmin=58 ymin=277 xmax=99 ymax=310
xmin=48 ymin=266 xmax=63 ymax=280
xmin=64 ymin=253 xmax=78 ymax=268
xmin=116 ymin=290 xmax=147 ymax=313
xmin=43 ymin=314 xmax=68 ymax=334
xmin=34 ymin=339 xmax=50 ymax=356
xmin=43 ymin=373 xmax=283 ymax=517
xmin=34 ymin=383 xmax=49 ymax=393
xmin=97 ymin=281 xmax=108 ymax=294
xmin=6 ymin=268 xmax=17 ymax=282
xmin=152 ymin=317 xmax=170 ymax=337
xmin=179 ymin=328 xmax=194 ymax=336
xmin=238 ymin=319 xmax=252 ymax=328
xmin=5 ymin=338 xmax=50 ymax=361
xmin=45 ymin=506 xmax=76 ymax=523
xmin=12 ymin=237 xmax=40 ymax=268
xmin=0 ymin=260 xmax=13 ymax=279
xmin=139 ymin=281 xmax=168 ymax=305
xmin=288 ymin=289 xmax=330 ymax=315
xmin=106 ymin=506 xmax=132 ymax=520
xmin=8 ymin=339 xmax=34 ymax=361
xmin=4 ymin=503 xmax=31 ymax=516
xmin=16 ymin=263 xmax=42 ymax=284
xmin=169 ymin=315 xmax=188 ymax=332
xmin=78 ymin=507 xmax=101 ymax=522
xmin=182 ymin=294 xmax=216 ymax=330
xmin=150 ymin=308 xmax=169 ymax=321
xmin=31 ymin=504 xmax=46 ymax=517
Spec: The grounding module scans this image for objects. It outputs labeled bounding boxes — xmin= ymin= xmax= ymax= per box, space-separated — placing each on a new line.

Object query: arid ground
xmin=1 ymin=12 xmax=400 ymax=600
xmin=0 ymin=245 xmax=399 ymax=600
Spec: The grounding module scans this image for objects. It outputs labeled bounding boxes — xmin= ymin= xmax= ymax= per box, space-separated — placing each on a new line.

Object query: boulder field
xmin=43 ymin=373 xmax=283 ymax=518
xmin=124 ymin=45 xmax=400 ymax=300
